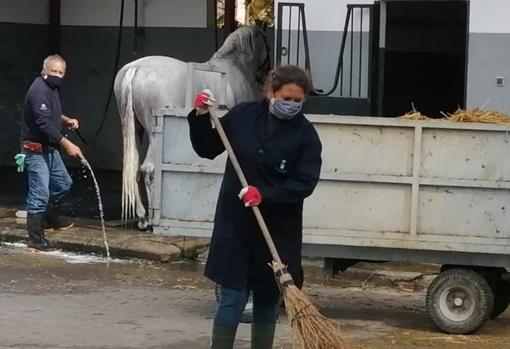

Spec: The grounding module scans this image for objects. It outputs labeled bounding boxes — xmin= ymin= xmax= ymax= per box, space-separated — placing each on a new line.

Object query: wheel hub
xmin=439 ymin=286 xmax=476 ymax=322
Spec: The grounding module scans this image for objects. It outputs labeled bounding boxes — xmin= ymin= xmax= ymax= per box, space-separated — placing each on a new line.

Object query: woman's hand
xmin=194 ymin=89 xmax=216 ymax=115
xmin=238 ymin=186 xmax=262 ymax=207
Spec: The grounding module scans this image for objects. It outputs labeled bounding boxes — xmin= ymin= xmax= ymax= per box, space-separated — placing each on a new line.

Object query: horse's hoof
xmin=137 ymin=219 xmax=152 ymax=231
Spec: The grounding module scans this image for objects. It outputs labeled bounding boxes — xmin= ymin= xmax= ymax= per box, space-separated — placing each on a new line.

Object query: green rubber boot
xmin=251 ymin=323 xmax=276 ymax=349
xmin=211 ymin=324 xmax=238 ymax=349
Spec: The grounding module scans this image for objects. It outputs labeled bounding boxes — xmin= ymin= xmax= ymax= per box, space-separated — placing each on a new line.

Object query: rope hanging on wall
xmin=76 ymin=0 xmax=125 ymax=145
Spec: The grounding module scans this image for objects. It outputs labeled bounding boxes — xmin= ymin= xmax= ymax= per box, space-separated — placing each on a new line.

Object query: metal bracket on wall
xmin=151 ymin=116 xmax=164 ymax=135
xmin=276 ymin=2 xmax=375 ymax=98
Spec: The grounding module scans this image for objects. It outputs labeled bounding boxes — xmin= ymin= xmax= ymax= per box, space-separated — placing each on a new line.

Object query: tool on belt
xmin=15 ymin=142 xmax=58 ymax=173
xmin=23 ymin=141 xmax=57 ymax=153
xmin=23 ymin=142 xmax=43 ymax=153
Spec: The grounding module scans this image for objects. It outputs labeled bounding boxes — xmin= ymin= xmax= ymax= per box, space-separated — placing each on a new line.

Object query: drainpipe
xmin=49 ymin=0 xmax=61 ymax=54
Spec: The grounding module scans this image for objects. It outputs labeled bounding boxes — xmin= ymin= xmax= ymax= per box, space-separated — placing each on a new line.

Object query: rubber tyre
xmin=488 ymin=277 xmax=510 ymax=318
xmin=426 ymin=268 xmax=494 ymax=334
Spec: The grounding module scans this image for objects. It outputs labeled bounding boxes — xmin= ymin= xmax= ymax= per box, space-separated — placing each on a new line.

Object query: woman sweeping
xmin=188 ymin=65 xmax=322 ymax=349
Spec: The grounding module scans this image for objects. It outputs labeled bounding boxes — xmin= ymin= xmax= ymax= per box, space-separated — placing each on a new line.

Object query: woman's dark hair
xmin=263 ymin=65 xmax=311 ymax=95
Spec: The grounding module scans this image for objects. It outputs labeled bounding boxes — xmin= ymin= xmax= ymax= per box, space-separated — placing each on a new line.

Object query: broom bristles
xmin=283 ymin=285 xmax=348 ymax=349
xmin=272 ymin=262 xmax=350 ymax=349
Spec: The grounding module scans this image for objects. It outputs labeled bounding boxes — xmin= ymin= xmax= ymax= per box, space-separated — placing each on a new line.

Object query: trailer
xmin=151 ymin=104 xmax=510 ymax=334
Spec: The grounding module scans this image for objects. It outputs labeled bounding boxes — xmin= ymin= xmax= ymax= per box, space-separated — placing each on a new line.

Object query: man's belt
xmin=23 ymin=141 xmax=57 ymax=153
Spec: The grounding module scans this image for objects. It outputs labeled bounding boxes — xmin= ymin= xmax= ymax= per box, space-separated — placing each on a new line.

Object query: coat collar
xmin=255 ymin=99 xmax=304 ymax=146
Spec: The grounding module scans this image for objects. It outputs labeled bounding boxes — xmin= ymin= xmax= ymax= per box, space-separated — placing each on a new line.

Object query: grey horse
xmin=114 ymin=26 xmax=270 ymax=229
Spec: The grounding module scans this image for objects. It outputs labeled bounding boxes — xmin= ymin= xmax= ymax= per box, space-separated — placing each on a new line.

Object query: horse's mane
xmin=211 ymin=27 xmax=257 ymax=61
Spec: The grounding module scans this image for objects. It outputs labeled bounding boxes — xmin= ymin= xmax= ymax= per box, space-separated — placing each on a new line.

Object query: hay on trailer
xmin=398 ymin=104 xmax=431 ymax=120
xmin=442 ymin=108 xmax=510 ymax=124
xmin=398 ymin=110 xmax=431 ymax=120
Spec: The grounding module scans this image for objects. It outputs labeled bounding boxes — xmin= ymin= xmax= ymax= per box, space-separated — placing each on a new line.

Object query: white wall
xmin=469 ymin=0 xmax=510 ymax=33
xmin=467 ymin=0 xmax=510 ymax=113
xmin=61 ymin=0 xmax=207 ymax=27
xmin=0 ymin=0 xmax=208 ymax=28
xmin=0 ymin=0 xmax=49 ymax=24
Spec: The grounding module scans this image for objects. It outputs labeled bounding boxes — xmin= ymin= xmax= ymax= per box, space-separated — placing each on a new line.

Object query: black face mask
xmin=43 ymin=75 xmax=63 ymax=89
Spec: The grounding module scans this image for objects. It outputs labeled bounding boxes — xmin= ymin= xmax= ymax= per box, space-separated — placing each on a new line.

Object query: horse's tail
xmin=117 ymin=66 xmax=140 ymax=223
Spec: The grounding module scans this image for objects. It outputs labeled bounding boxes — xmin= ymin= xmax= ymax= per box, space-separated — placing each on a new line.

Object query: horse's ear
xmin=248 ymin=31 xmax=255 ymax=51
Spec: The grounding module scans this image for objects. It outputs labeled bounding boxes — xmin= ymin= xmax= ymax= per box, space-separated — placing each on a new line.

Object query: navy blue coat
xmin=188 ymin=100 xmax=322 ymax=304
xmin=23 ymin=76 xmax=63 ymax=145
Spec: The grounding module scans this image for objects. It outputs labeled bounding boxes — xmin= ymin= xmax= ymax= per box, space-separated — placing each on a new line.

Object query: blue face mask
xmin=269 ymin=98 xmax=303 ymax=120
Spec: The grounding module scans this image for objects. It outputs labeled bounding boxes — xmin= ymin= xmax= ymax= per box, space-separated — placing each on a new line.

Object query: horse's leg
xmin=140 ymin=133 xmax=156 ymax=227
xmin=134 ymin=119 xmax=149 ymax=230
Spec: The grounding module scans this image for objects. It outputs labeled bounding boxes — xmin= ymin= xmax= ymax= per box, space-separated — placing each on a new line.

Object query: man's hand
xmin=238 ymin=186 xmax=262 ymax=207
xmin=59 ymin=137 xmax=84 ymax=159
xmin=193 ymin=89 xmax=216 ymax=115
xmin=62 ymin=115 xmax=79 ymax=129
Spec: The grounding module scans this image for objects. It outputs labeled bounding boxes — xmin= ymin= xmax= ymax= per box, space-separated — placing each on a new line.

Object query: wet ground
xmin=1 ymin=244 xmax=509 ymax=349
xmin=2 ymin=166 xmax=510 ymax=347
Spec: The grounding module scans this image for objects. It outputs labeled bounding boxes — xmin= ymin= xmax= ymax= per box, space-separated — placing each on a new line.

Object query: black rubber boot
xmin=45 ymin=200 xmax=73 ymax=232
xmin=251 ymin=323 xmax=275 ymax=349
xmin=211 ymin=324 xmax=238 ymax=349
xmin=27 ymin=213 xmax=55 ymax=251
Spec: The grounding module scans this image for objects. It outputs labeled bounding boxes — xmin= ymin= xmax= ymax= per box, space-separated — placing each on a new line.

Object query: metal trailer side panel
xmin=152 ymin=110 xmax=510 ymax=266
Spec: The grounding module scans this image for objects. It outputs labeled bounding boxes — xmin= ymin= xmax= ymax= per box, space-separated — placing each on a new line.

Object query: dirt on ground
xmin=1 ymin=245 xmax=509 ymax=349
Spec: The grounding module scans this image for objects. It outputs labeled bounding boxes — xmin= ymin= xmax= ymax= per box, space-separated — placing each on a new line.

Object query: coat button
xmin=258 ymin=148 xmax=264 ymax=154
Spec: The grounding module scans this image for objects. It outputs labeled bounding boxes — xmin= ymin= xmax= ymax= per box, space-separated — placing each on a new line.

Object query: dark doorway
xmin=380 ymin=1 xmax=468 ymax=117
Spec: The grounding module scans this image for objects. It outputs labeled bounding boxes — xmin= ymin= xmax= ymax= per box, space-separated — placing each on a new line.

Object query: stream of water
xmin=80 ymin=158 xmax=111 ymax=259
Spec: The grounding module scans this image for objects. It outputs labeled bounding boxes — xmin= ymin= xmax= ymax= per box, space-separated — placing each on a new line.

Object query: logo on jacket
xmin=40 ymin=104 xmax=48 ymax=111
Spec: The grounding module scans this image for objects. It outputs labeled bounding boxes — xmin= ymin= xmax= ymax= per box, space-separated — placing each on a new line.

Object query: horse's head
xmin=212 ymin=26 xmax=271 ymax=86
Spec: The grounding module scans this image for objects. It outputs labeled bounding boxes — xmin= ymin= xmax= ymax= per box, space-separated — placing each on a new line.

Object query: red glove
xmin=194 ymin=89 xmax=215 ymax=112
xmin=238 ymin=186 xmax=262 ymax=207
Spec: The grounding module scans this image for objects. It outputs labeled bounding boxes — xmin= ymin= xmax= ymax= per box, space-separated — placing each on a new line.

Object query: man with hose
xmin=188 ymin=65 xmax=322 ymax=348
xmin=21 ymin=54 xmax=83 ymax=251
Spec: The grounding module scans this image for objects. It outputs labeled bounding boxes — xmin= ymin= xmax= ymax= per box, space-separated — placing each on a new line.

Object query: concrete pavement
xmin=0 ymin=209 xmax=209 ymax=262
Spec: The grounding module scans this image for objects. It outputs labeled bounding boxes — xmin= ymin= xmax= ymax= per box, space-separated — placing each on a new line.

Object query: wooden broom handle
xmin=208 ymin=108 xmax=284 ymax=265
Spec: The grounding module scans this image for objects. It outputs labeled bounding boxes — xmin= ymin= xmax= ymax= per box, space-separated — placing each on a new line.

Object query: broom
xmin=207 ymin=107 xmax=348 ymax=349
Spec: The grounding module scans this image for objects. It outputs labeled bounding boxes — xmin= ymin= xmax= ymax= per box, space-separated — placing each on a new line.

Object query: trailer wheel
xmin=426 ymin=268 xmax=494 ymax=334
xmin=488 ymin=278 xmax=510 ymax=318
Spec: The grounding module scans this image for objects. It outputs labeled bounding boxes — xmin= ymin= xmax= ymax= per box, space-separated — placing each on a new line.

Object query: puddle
xmin=1 ymin=241 xmax=124 ymax=265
